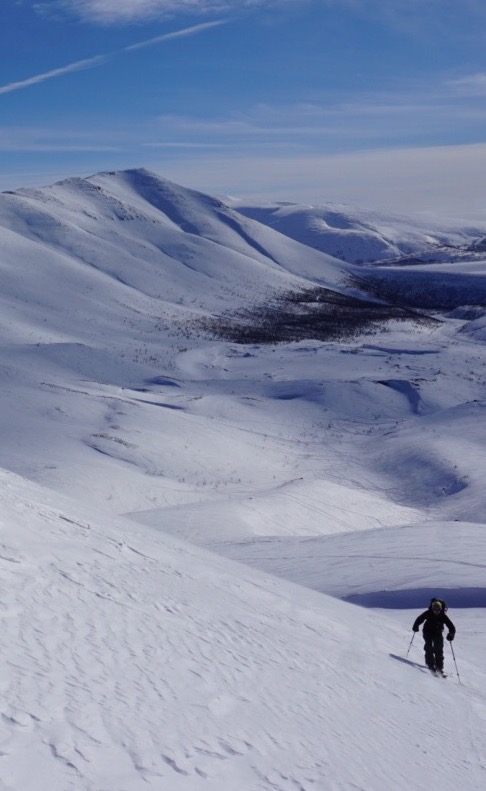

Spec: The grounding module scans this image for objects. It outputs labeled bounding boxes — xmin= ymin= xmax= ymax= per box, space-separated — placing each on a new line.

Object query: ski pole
xmin=449 ymin=641 xmax=462 ymax=684
xmin=406 ymin=633 xmax=415 ymax=658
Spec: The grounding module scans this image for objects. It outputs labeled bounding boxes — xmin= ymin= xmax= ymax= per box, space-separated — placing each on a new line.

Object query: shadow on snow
xmin=344 ymin=587 xmax=486 ymax=609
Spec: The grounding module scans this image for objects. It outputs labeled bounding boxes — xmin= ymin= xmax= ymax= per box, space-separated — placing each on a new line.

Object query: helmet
xmin=431 ymin=601 xmax=442 ymax=612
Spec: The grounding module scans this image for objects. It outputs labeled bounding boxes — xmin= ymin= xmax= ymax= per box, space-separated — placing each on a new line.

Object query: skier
xmin=412 ymin=599 xmax=456 ymax=675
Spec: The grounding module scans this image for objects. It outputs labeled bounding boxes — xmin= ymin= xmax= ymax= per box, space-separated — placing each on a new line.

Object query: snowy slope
xmin=1 ymin=168 xmax=486 ymax=790
xmin=0 ymin=169 xmax=485 ymax=523
xmin=202 ymin=519 xmax=486 ymax=603
xmin=229 ymin=198 xmax=486 ymax=264
xmin=0 ymin=167 xmax=352 ymax=507
xmin=0 ymin=169 xmax=348 ymax=328
xmin=1 ymin=468 xmax=486 ymax=791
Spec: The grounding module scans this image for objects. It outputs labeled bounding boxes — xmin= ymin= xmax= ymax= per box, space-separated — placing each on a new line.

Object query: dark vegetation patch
xmin=351 ymin=270 xmax=486 ymax=311
xmin=345 ymin=587 xmax=486 ymax=609
xmin=195 ymin=286 xmax=438 ymax=344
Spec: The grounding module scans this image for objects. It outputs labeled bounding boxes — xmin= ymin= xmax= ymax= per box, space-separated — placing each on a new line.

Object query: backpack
xmin=429 ymin=597 xmax=448 ymax=613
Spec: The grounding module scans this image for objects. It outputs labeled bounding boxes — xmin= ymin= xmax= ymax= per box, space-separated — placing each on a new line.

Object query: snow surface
xmin=229 ymin=198 xmax=486 ymax=265
xmin=0 ymin=169 xmax=486 ymax=790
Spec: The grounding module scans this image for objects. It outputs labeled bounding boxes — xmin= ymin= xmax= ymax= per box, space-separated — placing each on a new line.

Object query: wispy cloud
xmin=148 ymin=81 xmax=486 ymax=150
xmin=143 ymin=142 xmax=227 ymax=149
xmin=0 ymin=19 xmax=225 ymax=96
xmin=54 ymin=0 xmax=486 ymax=26
xmin=0 ymin=125 xmax=121 ymax=152
xmin=0 ymin=55 xmax=107 ymax=96
xmin=447 ymin=73 xmax=486 ymax=95
xmin=58 ymin=1 xmax=262 ymax=24
xmin=4 ymin=67 xmax=485 ymax=155
xmin=124 ymin=20 xmax=225 ymax=51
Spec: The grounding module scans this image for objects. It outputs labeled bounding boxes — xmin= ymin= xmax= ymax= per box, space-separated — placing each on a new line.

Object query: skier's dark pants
xmin=423 ymin=632 xmax=444 ymax=670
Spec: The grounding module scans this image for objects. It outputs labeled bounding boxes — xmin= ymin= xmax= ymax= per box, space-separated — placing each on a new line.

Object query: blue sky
xmin=1 ymin=0 xmax=486 ymax=216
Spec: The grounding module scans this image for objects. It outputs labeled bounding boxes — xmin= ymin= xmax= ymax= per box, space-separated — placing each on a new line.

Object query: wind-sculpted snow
xmin=1 ymin=469 xmax=486 ymax=791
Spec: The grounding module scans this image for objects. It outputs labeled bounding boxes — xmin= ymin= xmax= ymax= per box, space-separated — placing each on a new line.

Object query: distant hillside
xmin=229 ymin=198 xmax=486 ymax=264
xmin=0 ymin=168 xmax=348 ymax=339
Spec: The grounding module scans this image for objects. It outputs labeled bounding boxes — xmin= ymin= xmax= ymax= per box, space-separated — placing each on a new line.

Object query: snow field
xmin=1 ymin=470 xmax=486 ymax=791
xmin=0 ymin=170 xmax=486 ymax=789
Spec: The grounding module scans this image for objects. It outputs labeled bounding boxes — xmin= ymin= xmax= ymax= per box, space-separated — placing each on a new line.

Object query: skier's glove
xmin=446 ymin=633 xmax=454 ymax=641
xmin=412 ymin=627 xmax=419 ymax=632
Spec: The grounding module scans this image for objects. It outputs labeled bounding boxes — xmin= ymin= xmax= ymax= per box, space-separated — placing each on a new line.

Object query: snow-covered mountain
xmin=1 ymin=168 xmax=486 ymax=790
xmin=229 ymin=197 xmax=486 ymax=264
xmin=0 ymin=169 xmax=349 ymax=330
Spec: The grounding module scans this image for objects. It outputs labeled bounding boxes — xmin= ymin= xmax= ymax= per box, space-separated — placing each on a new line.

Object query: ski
xmin=390 ymin=655 xmax=450 ymax=677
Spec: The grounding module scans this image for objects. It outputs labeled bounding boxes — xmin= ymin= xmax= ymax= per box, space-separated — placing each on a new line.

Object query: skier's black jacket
xmin=413 ymin=609 xmax=455 ymax=636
